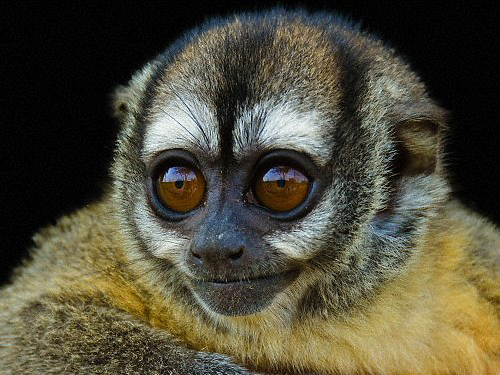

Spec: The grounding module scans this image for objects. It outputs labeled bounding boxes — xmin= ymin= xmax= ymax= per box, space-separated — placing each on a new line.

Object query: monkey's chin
xmin=190 ymin=270 xmax=299 ymax=316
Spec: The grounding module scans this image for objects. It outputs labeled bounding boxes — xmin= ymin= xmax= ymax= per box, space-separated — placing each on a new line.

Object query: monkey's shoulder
xmin=424 ymin=200 xmax=500 ymax=312
xmin=429 ymin=200 xmax=500 ymax=274
xmin=1 ymin=198 xmax=131 ymax=306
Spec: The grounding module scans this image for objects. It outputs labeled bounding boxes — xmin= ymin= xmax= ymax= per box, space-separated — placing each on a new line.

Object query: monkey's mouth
xmin=190 ymin=269 xmax=299 ymax=316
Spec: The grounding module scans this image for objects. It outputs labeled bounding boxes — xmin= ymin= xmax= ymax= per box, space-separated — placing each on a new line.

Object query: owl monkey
xmin=1 ymin=9 xmax=500 ymax=375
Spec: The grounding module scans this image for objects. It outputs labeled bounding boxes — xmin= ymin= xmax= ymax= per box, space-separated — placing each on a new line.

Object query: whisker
xmin=128 ymin=263 xmax=165 ymax=284
xmin=172 ymin=91 xmax=211 ymax=149
xmin=160 ymin=108 xmax=203 ymax=149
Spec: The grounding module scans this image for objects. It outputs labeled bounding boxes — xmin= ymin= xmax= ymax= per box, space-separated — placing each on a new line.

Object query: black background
xmin=1 ymin=1 xmax=499 ymax=284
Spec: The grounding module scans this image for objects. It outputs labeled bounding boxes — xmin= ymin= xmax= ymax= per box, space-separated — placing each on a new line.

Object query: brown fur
xmin=2 ymin=9 xmax=500 ymax=375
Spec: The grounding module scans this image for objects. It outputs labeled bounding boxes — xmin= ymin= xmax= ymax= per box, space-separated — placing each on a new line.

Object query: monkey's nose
xmin=189 ymin=244 xmax=246 ymax=269
xmin=188 ymin=224 xmax=261 ymax=276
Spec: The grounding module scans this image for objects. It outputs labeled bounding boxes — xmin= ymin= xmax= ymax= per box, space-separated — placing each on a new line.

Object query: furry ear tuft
xmin=110 ymin=63 xmax=158 ymax=122
xmin=111 ymin=85 xmax=131 ymax=120
xmin=395 ymin=119 xmax=440 ymax=176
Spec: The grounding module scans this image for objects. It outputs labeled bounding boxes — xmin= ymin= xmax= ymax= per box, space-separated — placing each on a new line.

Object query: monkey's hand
xmin=1 ymin=295 xmax=273 ymax=375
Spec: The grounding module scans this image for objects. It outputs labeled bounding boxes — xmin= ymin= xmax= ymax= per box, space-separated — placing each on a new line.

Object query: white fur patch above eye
xmin=142 ymin=97 xmax=219 ymax=163
xmin=233 ymin=101 xmax=333 ymax=166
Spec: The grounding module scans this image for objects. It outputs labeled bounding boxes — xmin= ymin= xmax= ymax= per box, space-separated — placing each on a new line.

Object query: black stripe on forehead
xmin=334 ymin=39 xmax=367 ymax=144
xmin=211 ymin=25 xmax=275 ymax=169
xmin=333 ymin=34 xmax=375 ymax=174
xmin=307 ymin=34 xmax=373 ymax=264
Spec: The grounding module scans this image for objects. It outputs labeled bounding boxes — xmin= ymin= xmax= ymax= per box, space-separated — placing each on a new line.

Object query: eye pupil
xmin=175 ymin=180 xmax=184 ymax=189
xmin=277 ymin=179 xmax=286 ymax=188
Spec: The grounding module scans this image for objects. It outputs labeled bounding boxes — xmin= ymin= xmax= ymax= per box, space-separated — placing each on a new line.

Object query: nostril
xmin=229 ymin=247 xmax=244 ymax=261
xmin=191 ymin=250 xmax=202 ymax=260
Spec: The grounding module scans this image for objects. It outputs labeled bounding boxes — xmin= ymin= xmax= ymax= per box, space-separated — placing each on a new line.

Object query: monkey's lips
xmin=190 ymin=269 xmax=299 ymax=316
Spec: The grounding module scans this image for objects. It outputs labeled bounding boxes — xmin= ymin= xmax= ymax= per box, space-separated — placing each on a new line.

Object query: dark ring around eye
xmin=146 ymin=149 xmax=205 ymax=221
xmin=248 ymin=149 xmax=326 ymax=221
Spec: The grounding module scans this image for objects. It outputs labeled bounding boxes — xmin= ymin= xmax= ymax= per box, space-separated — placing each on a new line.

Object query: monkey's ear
xmin=111 ymin=64 xmax=157 ymax=121
xmin=392 ymin=101 xmax=447 ymax=176
xmin=111 ymin=84 xmax=131 ymax=120
xmin=395 ymin=119 xmax=440 ymax=176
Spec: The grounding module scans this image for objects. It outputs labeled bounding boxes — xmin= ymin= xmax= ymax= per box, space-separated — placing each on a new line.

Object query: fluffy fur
xmin=1 ymin=8 xmax=500 ymax=375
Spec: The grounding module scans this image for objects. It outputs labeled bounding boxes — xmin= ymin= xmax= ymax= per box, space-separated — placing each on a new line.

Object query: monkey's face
xmin=145 ymin=146 xmax=325 ymax=316
xmin=112 ymin=12 xmax=448 ymax=322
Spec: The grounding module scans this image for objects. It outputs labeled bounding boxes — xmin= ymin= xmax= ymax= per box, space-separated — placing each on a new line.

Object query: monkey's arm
xmin=1 ymin=294 xmax=261 ymax=375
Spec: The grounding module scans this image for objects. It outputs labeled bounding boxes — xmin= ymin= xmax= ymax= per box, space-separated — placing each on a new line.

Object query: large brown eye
xmin=253 ymin=166 xmax=310 ymax=212
xmin=156 ymin=165 xmax=206 ymax=213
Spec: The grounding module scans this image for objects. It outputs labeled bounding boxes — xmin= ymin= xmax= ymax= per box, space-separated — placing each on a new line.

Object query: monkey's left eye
xmin=252 ymin=166 xmax=310 ymax=212
xmin=155 ymin=165 xmax=206 ymax=213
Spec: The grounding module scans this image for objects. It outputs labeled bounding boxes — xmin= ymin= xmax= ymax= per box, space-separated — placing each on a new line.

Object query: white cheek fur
xmin=133 ymin=199 xmax=190 ymax=265
xmin=264 ymin=185 xmax=337 ymax=260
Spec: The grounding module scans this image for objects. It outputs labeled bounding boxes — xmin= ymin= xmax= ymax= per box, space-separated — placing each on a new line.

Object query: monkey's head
xmin=111 ymin=9 xmax=448 ymax=326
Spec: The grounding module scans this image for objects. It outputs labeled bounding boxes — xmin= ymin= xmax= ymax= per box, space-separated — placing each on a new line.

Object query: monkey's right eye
xmin=155 ymin=165 xmax=206 ymax=213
